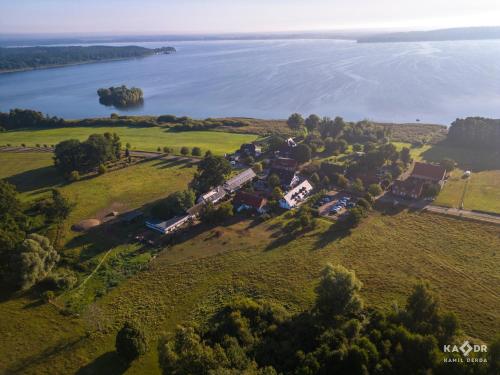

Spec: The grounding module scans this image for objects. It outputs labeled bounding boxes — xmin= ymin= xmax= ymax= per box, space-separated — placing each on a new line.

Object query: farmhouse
xmin=411 ymin=162 xmax=447 ymax=186
xmin=391 ymin=179 xmax=425 ymax=199
xmin=224 ymin=168 xmax=257 ymax=193
xmin=145 ymin=214 xmax=192 ymax=234
xmin=279 ymin=180 xmax=313 ymax=209
xmin=196 ymin=186 xmax=227 ymax=204
xmin=234 ymin=191 xmax=268 ymax=213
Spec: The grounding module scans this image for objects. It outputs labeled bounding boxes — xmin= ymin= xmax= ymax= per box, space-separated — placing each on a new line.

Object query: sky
xmin=1 ymin=0 xmax=500 ymax=35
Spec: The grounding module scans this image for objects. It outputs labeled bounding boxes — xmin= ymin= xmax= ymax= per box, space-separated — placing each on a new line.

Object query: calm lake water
xmin=1 ymin=39 xmax=500 ymax=124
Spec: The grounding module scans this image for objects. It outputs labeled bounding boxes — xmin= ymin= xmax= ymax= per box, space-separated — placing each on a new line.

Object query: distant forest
xmin=0 ymin=45 xmax=175 ymax=72
xmin=448 ymin=117 xmax=500 ymax=148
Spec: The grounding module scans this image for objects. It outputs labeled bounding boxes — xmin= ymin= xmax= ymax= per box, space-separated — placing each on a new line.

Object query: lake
xmin=1 ymin=39 xmax=500 ymax=124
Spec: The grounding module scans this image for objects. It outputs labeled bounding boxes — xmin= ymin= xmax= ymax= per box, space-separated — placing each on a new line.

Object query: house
xmin=240 ymin=143 xmax=261 ymax=158
xmin=410 ymin=162 xmax=447 ymax=186
xmin=146 ymin=214 xmax=192 ymax=234
xmin=196 ymin=186 xmax=227 ymax=205
xmin=277 ymin=138 xmax=297 ymax=157
xmin=234 ymin=191 xmax=267 ymax=213
xmin=391 ymin=179 xmax=425 ymax=199
xmin=279 ymin=180 xmax=314 ymax=209
xmin=224 ymin=168 xmax=257 ymax=193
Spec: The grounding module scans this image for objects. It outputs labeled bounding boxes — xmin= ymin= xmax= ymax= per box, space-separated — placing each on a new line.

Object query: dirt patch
xmin=94 ymin=202 xmax=128 ymax=222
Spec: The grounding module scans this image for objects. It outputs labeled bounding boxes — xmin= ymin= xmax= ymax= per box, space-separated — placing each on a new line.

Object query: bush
xmin=191 ymin=147 xmax=202 ymax=156
xmin=115 ymin=321 xmax=148 ymax=361
xmin=368 ymin=183 xmax=383 ymax=196
xmin=180 ymin=146 xmax=189 ymax=156
xmin=68 ymin=170 xmax=80 ymax=182
xmin=42 ymin=290 xmax=55 ymax=303
xmin=98 ymin=164 xmax=107 ymax=175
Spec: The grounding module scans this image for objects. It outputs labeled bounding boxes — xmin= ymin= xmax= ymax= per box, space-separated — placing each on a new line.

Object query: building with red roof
xmin=234 ymin=191 xmax=268 ymax=213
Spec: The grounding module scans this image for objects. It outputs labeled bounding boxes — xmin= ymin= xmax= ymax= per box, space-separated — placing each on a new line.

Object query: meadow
xmin=1 ymin=209 xmax=498 ymax=374
xmin=0 ymin=127 xmax=258 ymax=155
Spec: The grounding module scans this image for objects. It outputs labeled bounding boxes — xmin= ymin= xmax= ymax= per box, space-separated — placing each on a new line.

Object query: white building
xmin=224 ymin=168 xmax=257 ymax=193
xmin=196 ymin=186 xmax=227 ymax=204
xmin=279 ymin=180 xmax=314 ymax=210
xmin=146 ymin=214 xmax=192 ymax=234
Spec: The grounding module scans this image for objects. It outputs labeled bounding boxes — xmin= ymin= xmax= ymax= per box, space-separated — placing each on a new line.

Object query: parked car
xmin=347 ymin=202 xmax=356 ymax=208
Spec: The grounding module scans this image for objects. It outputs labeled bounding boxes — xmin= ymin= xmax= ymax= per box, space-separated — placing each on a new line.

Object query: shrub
xmin=191 ymin=147 xmax=202 ymax=156
xmin=98 ymin=164 xmax=107 ymax=175
xmin=42 ymin=290 xmax=55 ymax=303
xmin=368 ymin=183 xmax=383 ymax=196
xmin=180 ymin=146 xmax=189 ymax=156
xmin=115 ymin=321 xmax=148 ymax=361
xmin=68 ymin=170 xmax=80 ymax=182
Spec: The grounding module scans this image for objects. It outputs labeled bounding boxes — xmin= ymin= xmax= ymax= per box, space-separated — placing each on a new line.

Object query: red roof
xmin=411 ymin=162 xmax=446 ymax=182
xmin=234 ymin=191 xmax=267 ymax=209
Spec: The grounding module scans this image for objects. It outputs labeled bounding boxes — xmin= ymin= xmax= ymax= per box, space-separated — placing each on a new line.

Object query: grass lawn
xmin=463 ymin=170 xmax=500 ymax=214
xmin=0 ymin=127 xmax=258 ymax=155
xmin=2 ymin=210 xmax=498 ymax=374
xmin=434 ymin=169 xmax=468 ymax=209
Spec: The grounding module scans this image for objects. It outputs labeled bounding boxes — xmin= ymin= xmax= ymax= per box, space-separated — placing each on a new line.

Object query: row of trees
xmin=54 ymin=132 xmax=121 ymax=175
xmin=0 ymin=108 xmax=64 ymax=130
xmin=158 ymin=264 xmax=499 ymax=374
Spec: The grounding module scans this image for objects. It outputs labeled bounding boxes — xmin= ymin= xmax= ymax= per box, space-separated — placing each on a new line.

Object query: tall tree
xmin=287 ymin=113 xmax=305 ymax=130
xmin=190 ymin=155 xmax=232 ymax=194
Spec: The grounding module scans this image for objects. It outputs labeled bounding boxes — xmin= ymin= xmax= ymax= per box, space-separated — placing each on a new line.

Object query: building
xmin=279 ymin=180 xmax=314 ymax=209
xmin=145 ymin=214 xmax=192 ymax=234
xmin=270 ymin=168 xmax=299 ymax=189
xmin=391 ymin=179 xmax=425 ymax=199
xmin=410 ymin=162 xmax=447 ymax=186
xmin=277 ymin=138 xmax=297 ymax=157
xmin=196 ymin=186 xmax=227 ymax=205
xmin=224 ymin=168 xmax=257 ymax=193
xmin=234 ymin=191 xmax=268 ymax=213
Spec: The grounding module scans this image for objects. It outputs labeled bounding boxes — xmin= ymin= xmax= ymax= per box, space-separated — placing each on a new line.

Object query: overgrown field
xmin=0 ymin=127 xmax=258 ymax=155
xmin=1 ymin=210 xmax=498 ymax=374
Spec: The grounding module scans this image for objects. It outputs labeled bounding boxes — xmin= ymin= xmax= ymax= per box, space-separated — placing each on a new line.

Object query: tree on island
xmin=97 ymin=85 xmax=144 ymax=108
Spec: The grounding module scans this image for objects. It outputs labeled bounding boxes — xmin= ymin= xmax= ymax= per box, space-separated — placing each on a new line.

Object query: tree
xmin=16 ymin=234 xmax=59 ymax=290
xmin=271 ymin=186 xmax=284 ymax=200
xmin=352 ymin=143 xmax=362 ymax=152
xmin=337 ymin=174 xmax=349 ymax=189
xmin=44 ymin=189 xmax=73 ymax=222
xmin=191 ymin=155 xmax=232 ymax=194
xmin=310 ymin=172 xmax=320 ymax=186
xmin=68 ymin=170 xmax=80 ymax=182
xmin=180 ymin=146 xmax=190 ymax=156
xmin=352 ymin=178 xmax=364 ymax=193
xmin=292 ymin=144 xmax=312 ymax=164
xmin=151 ymin=190 xmax=195 ymax=220
xmin=200 ymin=201 xmax=234 ymax=224
xmin=163 ymin=146 xmax=172 ymax=154
xmin=267 ymin=174 xmax=281 ymax=188
xmin=315 ymin=264 xmax=363 ymax=318
xmin=116 ymin=321 xmax=148 ymax=362
xmin=98 ymin=164 xmax=107 ymax=175
xmin=400 ymin=147 xmax=412 ymax=165
xmin=368 ymin=184 xmax=382 ymax=197
xmin=305 ymin=114 xmax=320 ymax=132
xmin=287 ymin=113 xmax=305 ymax=130
xmin=253 ymin=162 xmax=263 ymax=174
xmin=192 ymin=147 xmax=202 ymax=157
xmin=440 ymin=158 xmax=455 ymax=172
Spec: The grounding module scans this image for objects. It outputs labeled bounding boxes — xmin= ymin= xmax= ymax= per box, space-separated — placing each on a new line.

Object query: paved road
xmin=379 ymin=194 xmax=500 ymax=226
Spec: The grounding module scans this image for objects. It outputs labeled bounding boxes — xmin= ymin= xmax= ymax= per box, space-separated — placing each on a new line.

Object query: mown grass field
xmin=0 ymin=127 xmax=258 ymax=155
xmin=1 ymin=210 xmax=498 ymax=374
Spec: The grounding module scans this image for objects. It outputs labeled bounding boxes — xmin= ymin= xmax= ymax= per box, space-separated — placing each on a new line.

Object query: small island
xmin=97 ymin=85 xmax=144 ymax=108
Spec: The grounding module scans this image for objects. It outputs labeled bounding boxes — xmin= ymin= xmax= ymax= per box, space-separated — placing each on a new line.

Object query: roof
xmin=146 ymin=214 xmax=191 ymax=234
xmin=392 ymin=178 xmax=425 ymax=196
xmin=234 ymin=191 xmax=267 ymax=209
xmin=224 ymin=168 xmax=257 ymax=192
xmin=272 ymin=157 xmax=298 ymax=171
xmin=198 ymin=186 xmax=227 ymax=204
xmin=411 ymin=162 xmax=447 ymax=182
xmin=281 ymin=180 xmax=313 ymax=207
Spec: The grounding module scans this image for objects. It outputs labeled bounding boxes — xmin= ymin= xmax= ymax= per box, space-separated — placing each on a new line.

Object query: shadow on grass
xmin=6 ymin=165 xmax=63 ymax=193
xmin=421 ymin=140 xmax=500 ymax=172
xmin=313 ymin=225 xmax=352 ymax=250
xmin=152 ymin=157 xmax=193 ymax=169
xmin=76 ymin=351 xmax=129 ymax=375
xmin=6 ymin=336 xmax=86 ymax=374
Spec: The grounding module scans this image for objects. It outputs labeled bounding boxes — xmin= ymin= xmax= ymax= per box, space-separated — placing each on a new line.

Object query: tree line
xmin=447 ymin=117 xmax=500 ymax=148
xmin=0 ymin=45 xmax=164 ymax=72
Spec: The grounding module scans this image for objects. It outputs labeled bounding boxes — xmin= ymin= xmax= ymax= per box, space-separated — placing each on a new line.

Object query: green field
xmin=1 ymin=209 xmax=499 ymax=374
xmin=0 ymin=127 xmax=258 ymax=155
